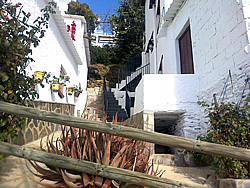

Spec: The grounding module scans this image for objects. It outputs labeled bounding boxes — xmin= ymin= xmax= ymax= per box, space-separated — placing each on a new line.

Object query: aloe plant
xmin=27 ymin=113 xmax=161 ymax=187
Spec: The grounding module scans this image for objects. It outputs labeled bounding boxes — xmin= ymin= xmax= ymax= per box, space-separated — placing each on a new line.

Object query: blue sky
xmin=79 ymin=0 xmax=119 ymax=15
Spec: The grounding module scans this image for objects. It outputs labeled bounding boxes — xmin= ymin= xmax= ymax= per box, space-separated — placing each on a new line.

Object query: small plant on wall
xmin=67 ymin=85 xmax=82 ymax=97
xmin=42 ymin=73 xmax=70 ymax=92
xmin=192 ymin=94 xmax=249 ymax=179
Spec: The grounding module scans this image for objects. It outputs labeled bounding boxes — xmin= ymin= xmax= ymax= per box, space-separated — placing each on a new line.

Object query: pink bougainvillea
xmin=67 ymin=25 xmax=70 ymax=32
xmin=66 ymin=21 xmax=76 ymax=41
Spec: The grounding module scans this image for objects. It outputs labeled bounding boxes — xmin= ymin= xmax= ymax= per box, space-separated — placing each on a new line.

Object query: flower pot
xmin=74 ymin=91 xmax=80 ymax=97
xmin=51 ymin=83 xmax=60 ymax=92
xmin=68 ymin=88 xmax=74 ymax=95
xmin=34 ymin=71 xmax=45 ymax=82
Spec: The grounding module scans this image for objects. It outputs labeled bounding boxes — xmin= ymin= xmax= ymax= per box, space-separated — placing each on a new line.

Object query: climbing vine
xmin=0 ymin=1 xmax=57 ymax=144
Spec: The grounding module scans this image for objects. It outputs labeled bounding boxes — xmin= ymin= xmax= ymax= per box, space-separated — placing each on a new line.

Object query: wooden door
xmin=179 ymin=26 xmax=194 ymax=74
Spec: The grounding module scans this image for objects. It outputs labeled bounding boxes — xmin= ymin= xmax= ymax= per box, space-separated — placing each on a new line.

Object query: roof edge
xmin=45 ymin=0 xmax=84 ymax=65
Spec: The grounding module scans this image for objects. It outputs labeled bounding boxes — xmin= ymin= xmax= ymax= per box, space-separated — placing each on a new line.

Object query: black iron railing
xmin=125 ymin=90 xmax=130 ymax=118
xmin=103 ymin=76 xmax=108 ymax=114
xmin=121 ymin=63 xmax=150 ymax=91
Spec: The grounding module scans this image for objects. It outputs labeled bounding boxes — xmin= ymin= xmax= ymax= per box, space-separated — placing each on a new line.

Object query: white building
xmin=11 ymin=0 xmax=89 ymax=144
xmin=91 ymin=31 xmax=115 ymax=47
xmin=129 ymin=0 xmax=249 ymax=153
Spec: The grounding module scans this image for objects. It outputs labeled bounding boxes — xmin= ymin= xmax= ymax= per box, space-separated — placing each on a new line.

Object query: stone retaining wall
xmin=15 ymin=101 xmax=75 ymax=145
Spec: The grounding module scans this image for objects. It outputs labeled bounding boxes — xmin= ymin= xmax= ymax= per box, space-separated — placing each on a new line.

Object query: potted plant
xmin=48 ymin=74 xmax=70 ymax=93
xmin=34 ymin=71 xmax=45 ymax=82
xmin=67 ymin=87 xmax=74 ymax=95
xmin=51 ymin=79 xmax=60 ymax=92
xmin=74 ymin=86 xmax=82 ymax=97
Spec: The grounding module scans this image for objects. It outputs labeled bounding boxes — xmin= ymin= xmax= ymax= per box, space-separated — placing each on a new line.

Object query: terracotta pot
xmin=74 ymin=91 xmax=80 ymax=97
xmin=51 ymin=83 xmax=60 ymax=92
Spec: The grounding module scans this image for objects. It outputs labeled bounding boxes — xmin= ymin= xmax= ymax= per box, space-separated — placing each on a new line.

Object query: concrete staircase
xmin=109 ymin=64 xmax=150 ymax=118
xmin=105 ymin=89 xmax=128 ymax=122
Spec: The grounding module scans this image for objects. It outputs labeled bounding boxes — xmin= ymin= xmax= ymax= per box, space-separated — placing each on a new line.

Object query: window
xmin=178 ymin=26 xmax=194 ymax=74
xmin=158 ymin=55 xmax=163 ymax=74
xmin=149 ymin=0 xmax=156 ymax=9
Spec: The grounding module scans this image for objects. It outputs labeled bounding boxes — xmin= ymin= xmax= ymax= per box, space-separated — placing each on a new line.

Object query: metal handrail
xmin=125 ymin=90 xmax=130 ymax=118
xmin=103 ymin=76 xmax=108 ymax=113
xmin=122 ymin=63 xmax=150 ymax=90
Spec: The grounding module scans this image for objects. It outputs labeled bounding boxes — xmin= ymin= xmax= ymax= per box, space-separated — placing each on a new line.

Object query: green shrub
xmin=193 ymin=95 xmax=249 ymax=179
xmin=0 ymin=1 xmax=56 ymax=142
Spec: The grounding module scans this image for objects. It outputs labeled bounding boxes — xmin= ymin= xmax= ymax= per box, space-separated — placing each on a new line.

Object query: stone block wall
xmin=123 ymin=111 xmax=144 ymax=129
xmin=124 ymin=110 xmax=155 ymax=153
xmin=15 ymin=101 xmax=75 ymax=145
xmin=187 ymin=0 xmax=249 ymax=103
xmin=83 ymin=86 xmax=105 ymax=121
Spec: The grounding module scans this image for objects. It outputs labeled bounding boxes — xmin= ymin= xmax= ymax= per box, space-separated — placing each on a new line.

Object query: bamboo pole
xmin=0 ymin=101 xmax=250 ymax=161
xmin=0 ymin=141 xmax=196 ymax=188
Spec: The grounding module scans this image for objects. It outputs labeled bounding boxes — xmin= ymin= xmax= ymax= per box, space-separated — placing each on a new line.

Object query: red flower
xmin=27 ymin=13 xmax=31 ymax=17
xmin=79 ymin=90 xmax=82 ymax=93
xmin=6 ymin=16 xmax=9 ymax=21
xmin=67 ymin=25 xmax=70 ymax=32
xmin=71 ymin=33 xmax=75 ymax=41
xmin=71 ymin=21 xmax=76 ymax=27
xmin=16 ymin=3 xmax=19 ymax=6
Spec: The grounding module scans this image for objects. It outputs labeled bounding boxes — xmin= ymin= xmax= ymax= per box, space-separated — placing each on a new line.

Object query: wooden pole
xmin=0 ymin=141 xmax=196 ymax=188
xmin=0 ymin=101 xmax=250 ymax=161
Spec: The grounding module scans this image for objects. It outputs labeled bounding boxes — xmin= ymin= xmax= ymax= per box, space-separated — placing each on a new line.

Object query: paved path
xmin=0 ymin=131 xmax=216 ymax=187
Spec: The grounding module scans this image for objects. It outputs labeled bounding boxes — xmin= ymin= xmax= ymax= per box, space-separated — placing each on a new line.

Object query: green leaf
xmin=0 ymin=72 xmax=9 ymax=82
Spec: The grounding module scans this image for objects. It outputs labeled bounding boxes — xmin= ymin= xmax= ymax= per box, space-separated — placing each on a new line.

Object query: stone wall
xmin=123 ymin=111 xmax=144 ymax=129
xmin=124 ymin=110 xmax=155 ymax=153
xmin=83 ymin=86 xmax=105 ymax=121
xmin=15 ymin=101 xmax=75 ymax=145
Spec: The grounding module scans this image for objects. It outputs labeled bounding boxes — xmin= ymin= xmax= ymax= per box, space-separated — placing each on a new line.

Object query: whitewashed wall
xmin=134 ymin=74 xmax=203 ymax=139
xmin=144 ymin=0 xmax=249 ymax=104
xmin=55 ymin=0 xmax=76 ymax=13
xmin=13 ymin=0 xmax=88 ymax=117
xmin=136 ymin=0 xmax=249 ymax=140
xmin=158 ymin=0 xmax=249 ymax=102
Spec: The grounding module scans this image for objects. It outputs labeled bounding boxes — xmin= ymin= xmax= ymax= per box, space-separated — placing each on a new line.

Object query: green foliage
xmin=109 ymin=0 xmax=145 ymax=65
xmin=193 ymin=96 xmax=249 ymax=178
xmin=66 ymin=1 xmax=98 ymax=33
xmin=0 ymin=1 xmax=56 ymax=143
xmin=90 ymin=44 xmax=119 ymax=65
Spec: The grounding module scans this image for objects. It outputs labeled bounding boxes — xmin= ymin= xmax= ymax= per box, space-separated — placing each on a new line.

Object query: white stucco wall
xmin=63 ymin=15 xmax=86 ymax=64
xmin=158 ymin=0 xmax=249 ymax=101
xmin=55 ymin=0 xmax=76 ymax=13
xmin=13 ymin=0 xmax=88 ymax=117
xmin=134 ymin=74 xmax=202 ymax=139
xmin=139 ymin=0 xmax=249 ymax=140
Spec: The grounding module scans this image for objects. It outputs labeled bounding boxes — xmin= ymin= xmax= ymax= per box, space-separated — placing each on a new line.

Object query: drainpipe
xmin=83 ymin=21 xmax=91 ymax=65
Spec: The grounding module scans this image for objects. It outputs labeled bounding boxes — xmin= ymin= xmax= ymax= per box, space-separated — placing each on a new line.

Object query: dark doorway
xmin=154 ymin=112 xmax=180 ymax=154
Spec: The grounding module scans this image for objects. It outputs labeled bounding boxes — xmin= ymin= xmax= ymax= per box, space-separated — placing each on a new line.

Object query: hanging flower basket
xmin=51 ymin=83 xmax=60 ymax=92
xmin=34 ymin=71 xmax=45 ymax=82
xmin=68 ymin=87 xmax=74 ymax=95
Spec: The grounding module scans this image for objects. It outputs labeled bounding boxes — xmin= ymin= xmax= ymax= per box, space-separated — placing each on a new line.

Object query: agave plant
xmin=27 ymin=113 xmax=162 ymax=187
